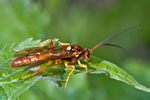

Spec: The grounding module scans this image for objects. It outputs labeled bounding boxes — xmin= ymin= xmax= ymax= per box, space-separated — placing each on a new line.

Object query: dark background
xmin=0 ymin=0 xmax=150 ymax=100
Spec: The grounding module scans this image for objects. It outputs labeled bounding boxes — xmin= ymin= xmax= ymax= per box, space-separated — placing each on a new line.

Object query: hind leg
xmin=20 ymin=61 xmax=51 ymax=80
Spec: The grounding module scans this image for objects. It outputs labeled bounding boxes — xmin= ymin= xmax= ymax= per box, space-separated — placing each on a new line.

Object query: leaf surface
xmin=0 ymin=38 xmax=150 ymax=100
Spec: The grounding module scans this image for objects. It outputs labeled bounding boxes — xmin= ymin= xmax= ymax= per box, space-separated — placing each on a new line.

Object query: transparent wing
xmin=13 ymin=45 xmax=69 ymax=57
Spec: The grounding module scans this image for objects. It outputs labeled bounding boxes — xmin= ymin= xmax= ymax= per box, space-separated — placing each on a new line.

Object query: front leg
xmin=78 ymin=60 xmax=88 ymax=79
xmin=64 ymin=60 xmax=75 ymax=93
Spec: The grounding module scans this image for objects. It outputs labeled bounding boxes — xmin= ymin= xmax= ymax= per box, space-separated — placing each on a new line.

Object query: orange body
xmin=10 ymin=45 xmax=84 ymax=67
xmin=10 ymin=53 xmax=50 ymax=66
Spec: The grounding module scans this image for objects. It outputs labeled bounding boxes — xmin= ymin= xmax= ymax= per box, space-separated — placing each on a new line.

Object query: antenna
xmin=90 ymin=25 xmax=139 ymax=52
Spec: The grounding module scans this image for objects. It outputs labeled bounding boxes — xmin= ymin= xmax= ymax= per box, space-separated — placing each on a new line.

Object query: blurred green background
xmin=0 ymin=0 xmax=150 ymax=100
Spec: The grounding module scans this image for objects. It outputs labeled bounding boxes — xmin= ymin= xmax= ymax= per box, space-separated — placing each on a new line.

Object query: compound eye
xmin=86 ymin=52 xmax=89 ymax=55
xmin=85 ymin=51 xmax=90 ymax=58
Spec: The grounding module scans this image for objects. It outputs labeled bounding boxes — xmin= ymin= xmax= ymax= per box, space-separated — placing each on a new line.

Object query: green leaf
xmin=0 ymin=38 xmax=150 ymax=100
xmin=0 ymin=0 xmax=50 ymax=48
xmin=88 ymin=56 xmax=150 ymax=93
xmin=0 ymin=38 xmax=42 ymax=100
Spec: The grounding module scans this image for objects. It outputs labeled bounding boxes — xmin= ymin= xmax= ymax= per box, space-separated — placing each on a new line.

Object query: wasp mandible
xmin=10 ymin=25 xmax=138 ymax=92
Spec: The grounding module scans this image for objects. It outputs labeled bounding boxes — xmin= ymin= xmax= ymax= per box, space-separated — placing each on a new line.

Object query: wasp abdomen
xmin=10 ymin=56 xmax=31 ymax=66
xmin=10 ymin=52 xmax=51 ymax=66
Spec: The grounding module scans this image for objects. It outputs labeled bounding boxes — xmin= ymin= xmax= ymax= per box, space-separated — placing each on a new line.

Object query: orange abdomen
xmin=10 ymin=52 xmax=50 ymax=67
xmin=10 ymin=56 xmax=31 ymax=66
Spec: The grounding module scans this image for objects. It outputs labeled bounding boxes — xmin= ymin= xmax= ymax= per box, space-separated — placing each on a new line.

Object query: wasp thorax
xmin=66 ymin=45 xmax=83 ymax=52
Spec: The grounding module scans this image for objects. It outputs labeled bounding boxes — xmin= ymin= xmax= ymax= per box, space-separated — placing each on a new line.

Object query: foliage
xmin=0 ymin=38 xmax=149 ymax=100
xmin=0 ymin=0 xmax=49 ymax=48
xmin=0 ymin=0 xmax=149 ymax=100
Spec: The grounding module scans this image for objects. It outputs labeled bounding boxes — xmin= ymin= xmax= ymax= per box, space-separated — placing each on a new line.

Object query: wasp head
xmin=83 ymin=48 xmax=91 ymax=62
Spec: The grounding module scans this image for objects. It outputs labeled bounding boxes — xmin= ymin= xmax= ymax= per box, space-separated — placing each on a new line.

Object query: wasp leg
xmin=64 ymin=61 xmax=75 ymax=93
xmin=78 ymin=60 xmax=88 ymax=79
xmin=19 ymin=61 xmax=51 ymax=80
xmin=58 ymin=41 xmax=70 ymax=45
xmin=54 ymin=59 xmax=62 ymax=65
xmin=39 ymin=39 xmax=53 ymax=48
xmin=11 ymin=49 xmax=19 ymax=52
